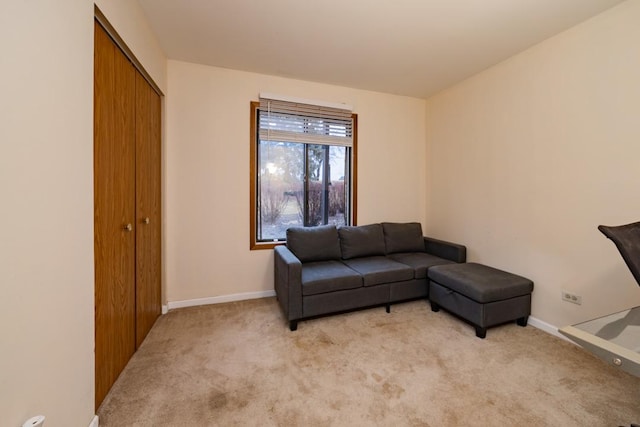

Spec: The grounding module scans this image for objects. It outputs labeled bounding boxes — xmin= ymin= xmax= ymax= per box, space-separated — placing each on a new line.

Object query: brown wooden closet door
xmin=94 ymin=21 xmax=136 ymax=409
xmin=135 ymin=71 xmax=162 ymax=348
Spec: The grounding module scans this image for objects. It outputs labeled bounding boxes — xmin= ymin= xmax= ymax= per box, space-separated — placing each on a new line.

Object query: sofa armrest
xmin=274 ymin=245 xmax=303 ymax=323
xmin=423 ymin=237 xmax=467 ymax=263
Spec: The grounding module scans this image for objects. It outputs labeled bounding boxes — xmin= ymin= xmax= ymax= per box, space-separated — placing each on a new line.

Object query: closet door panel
xmin=135 ymin=71 xmax=162 ymax=348
xmin=94 ymin=22 xmax=136 ymax=409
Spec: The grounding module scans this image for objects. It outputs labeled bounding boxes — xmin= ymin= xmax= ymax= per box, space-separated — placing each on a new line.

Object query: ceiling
xmin=137 ymin=0 xmax=625 ymax=99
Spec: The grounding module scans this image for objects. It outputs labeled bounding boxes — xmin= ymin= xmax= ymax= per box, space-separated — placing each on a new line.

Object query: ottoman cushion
xmin=428 ymin=262 xmax=533 ymax=303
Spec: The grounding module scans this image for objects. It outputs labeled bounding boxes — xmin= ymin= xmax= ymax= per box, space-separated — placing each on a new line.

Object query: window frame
xmin=249 ymin=101 xmax=358 ymax=250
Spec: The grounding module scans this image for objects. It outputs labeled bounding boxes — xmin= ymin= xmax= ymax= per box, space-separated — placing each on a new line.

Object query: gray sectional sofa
xmin=274 ymin=222 xmax=466 ymax=330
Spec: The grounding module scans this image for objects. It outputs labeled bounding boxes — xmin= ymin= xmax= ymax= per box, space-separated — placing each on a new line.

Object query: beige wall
xmin=0 ymin=1 xmax=94 ymax=426
xmin=0 ymin=1 xmax=165 ymax=426
xmin=3 ymin=1 xmax=635 ymax=424
xmin=425 ymin=0 xmax=640 ymax=327
xmin=165 ymin=61 xmax=427 ymax=302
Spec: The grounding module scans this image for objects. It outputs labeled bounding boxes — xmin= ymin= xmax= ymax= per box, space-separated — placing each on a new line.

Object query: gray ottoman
xmin=428 ymin=262 xmax=533 ymax=338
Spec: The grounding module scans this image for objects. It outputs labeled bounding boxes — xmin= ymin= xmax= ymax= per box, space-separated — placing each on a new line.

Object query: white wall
xmin=0 ymin=1 xmax=166 ymax=426
xmin=425 ymin=0 xmax=640 ymax=327
xmin=165 ymin=61 xmax=427 ymax=303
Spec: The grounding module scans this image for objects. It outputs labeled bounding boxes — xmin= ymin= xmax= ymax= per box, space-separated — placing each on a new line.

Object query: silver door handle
xmin=123 ymin=223 xmax=133 ymax=232
xmin=143 ymin=217 xmax=150 ymax=225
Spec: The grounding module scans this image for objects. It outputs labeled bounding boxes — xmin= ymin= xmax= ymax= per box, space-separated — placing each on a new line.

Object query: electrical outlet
xmin=561 ymin=290 xmax=582 ymax=305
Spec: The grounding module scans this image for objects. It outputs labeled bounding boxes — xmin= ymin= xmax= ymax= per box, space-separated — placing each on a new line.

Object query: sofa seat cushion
xmin=388 ymin=252 xmax=454 ymax=279
xmin=342 ymin=256 xmax=413 ymax=286
xmin=301 ymin=261 xmax=363 ymax=296
xmin=428 ymin=262 xmax=534 ymax=303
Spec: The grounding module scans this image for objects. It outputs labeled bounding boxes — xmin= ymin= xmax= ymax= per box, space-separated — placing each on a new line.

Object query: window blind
xmin=258 ymin=96 xmax=353 ymax=147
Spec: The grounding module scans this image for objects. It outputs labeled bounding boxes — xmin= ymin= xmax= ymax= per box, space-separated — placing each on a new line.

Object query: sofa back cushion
xmin=286 ymin=225 xmax=342 ymax=263
xmin=382 ymin=222 xmax=425 ymax=254
xmin=338 ymin=224 xmax=386 ymax=259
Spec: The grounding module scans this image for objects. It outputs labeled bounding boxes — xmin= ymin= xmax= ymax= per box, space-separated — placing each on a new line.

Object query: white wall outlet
xmin=561 ymin=290 xmax=582 ymax=305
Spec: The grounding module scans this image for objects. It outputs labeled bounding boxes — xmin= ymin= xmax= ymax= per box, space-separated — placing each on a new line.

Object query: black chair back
xmin=598 ymin=221 xmax=640 ymax=287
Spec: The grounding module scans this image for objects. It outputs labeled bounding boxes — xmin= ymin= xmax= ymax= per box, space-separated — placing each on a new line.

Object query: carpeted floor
xmin=97 ymin=298 xmax=640 ymax=426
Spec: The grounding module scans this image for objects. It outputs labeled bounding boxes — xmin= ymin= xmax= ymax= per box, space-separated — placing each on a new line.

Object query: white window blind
xmin=258 ymin=96 xmax=353 ymax=147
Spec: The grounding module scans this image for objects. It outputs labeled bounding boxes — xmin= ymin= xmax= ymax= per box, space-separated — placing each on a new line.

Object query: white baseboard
xmin=88 ymin=415 xmax=99 ymax=427
xmin=528 ymin=315 xmax=573 ymax=343
xmin=166 ymin=290 xmax=276 ymax=311
xmin=161 ymin=305 xmax=168 ymax=314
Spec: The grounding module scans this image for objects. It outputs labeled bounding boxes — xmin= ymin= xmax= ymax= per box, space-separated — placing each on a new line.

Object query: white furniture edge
xmin=559 ymin=324 xmax=640 ymax=377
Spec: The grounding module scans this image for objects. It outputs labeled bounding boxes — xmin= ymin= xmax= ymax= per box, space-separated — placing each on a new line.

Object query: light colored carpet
xmin=98 ymin=298 xmax=640 ymax=426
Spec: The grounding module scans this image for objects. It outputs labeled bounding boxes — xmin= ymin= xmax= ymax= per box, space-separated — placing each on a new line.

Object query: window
xmin=250 ymin=97 xmax=357 ymax=249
